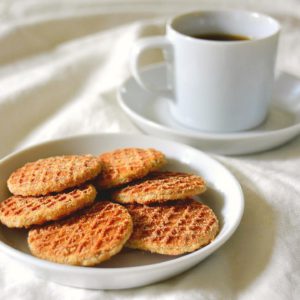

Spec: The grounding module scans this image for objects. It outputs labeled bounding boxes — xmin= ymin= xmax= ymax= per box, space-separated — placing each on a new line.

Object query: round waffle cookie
xmin=126 ymin=199 xmax=219 ymax=255
xmin=112 ymin=171 xmax=206 ymax=204
xmin=0 ymin=184 xmax=97 ymax=228
xmin=95 ymin=148 xmax=166 ymax=189
xmin=28 ymin=201 xmax=133 ymax=266
xmin=7 ymin=155 xmax=102 ymax=196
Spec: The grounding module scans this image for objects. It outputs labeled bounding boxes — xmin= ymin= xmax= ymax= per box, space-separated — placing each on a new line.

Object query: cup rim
xmin=167 ymin=9 xmax=281 ymax=44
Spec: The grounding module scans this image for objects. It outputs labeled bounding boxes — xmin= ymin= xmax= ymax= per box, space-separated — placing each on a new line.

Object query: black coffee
xmin=191 ymin=33 xmax=250 ymax=41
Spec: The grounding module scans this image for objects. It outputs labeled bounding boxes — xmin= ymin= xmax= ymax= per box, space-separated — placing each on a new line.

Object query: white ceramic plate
xmin=0 ymin=134 xmax=244 ymax=289
xmin=118 ymin=64 xmax=300 ymax=155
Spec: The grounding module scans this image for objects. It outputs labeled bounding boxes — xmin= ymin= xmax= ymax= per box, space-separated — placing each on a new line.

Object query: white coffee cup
xmin=130 ymin=10 xmax=280 ymax=132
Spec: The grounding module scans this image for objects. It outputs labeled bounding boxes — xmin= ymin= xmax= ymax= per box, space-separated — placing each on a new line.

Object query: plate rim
xmin=0 ymin=133 xmax=244 ymax=274
xmin=117 ymin=63 xmax=300 ymax=141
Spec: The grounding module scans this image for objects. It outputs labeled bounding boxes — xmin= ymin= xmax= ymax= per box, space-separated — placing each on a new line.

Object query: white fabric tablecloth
xmin=0 ymin=1 xmax=300 ymax=299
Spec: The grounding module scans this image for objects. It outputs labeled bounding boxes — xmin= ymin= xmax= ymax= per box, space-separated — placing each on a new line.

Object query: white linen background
xmin=0 ymin=0 xmax=299 ymax=299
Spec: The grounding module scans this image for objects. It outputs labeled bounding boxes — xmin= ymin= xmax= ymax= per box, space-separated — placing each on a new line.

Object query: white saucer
xmin=0 ymin=134 xmax=244 ymax=289
xmin=118 ymin=64 xmax=300 ymax=155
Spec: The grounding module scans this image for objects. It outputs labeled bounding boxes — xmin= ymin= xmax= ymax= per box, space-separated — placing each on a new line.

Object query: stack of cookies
xmin=0 ymin=148 xmax=219 ymax=266
xmin=3 ymin=155 xmax=102 ymax=228
xmin=95 ymin=149 xmax=219 ymax=256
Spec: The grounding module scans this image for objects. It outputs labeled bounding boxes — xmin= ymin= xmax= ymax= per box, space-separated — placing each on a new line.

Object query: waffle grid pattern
xmin=7 ymin=155 xmax=102 ymax=196
xmin=96 ymin=148 xmax=166 ymax=189
xmin=126 ymin=199 xmax=219 ymax=255
xmin=113 ymin=172 xmax=206 ymax=204
xmin=28 ymin=201 xmax=133 ymax=266
xmin=0 ymin=184 xmax=96 ymax=228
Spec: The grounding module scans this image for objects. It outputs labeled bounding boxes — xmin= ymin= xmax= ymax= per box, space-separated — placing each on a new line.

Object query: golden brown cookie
xmin=112 ymin=171 xmax=206 ymax=204
xmin=126 ymin=199 xmax=219 ymax=255
xmin=95 ymin=148 xmax=166 ymax=189
xmin=0 ymin=184 xmax=97 ymax=228
xmin=7 ymin=155 xmax=102 ymax=196
xmin=28 ymin=201 xmax=133 ymax=266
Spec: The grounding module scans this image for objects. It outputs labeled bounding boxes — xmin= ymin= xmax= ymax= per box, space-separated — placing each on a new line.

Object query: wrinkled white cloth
xmin=0 ymin=1 xmax=300 ymax=299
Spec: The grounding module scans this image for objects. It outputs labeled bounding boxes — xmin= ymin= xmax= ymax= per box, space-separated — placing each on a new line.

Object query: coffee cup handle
xmin=130 ymin=36 xmax=173 ymax=98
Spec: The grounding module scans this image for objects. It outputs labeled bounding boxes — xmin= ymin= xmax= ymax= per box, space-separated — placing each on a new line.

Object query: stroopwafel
xmin=7 ymin=155 xmax=102 ymax=196
xmin=28 ymin=201 xmax=133 ymax=266
xmin=95 ymin=148 xmax=166 ymax=189
xmin=112 ymin=171 xmax=206 ymax=204
xmin=0 ymin=184 xmax=97 ymax=228
xmin=125 ymin=199 xmax=219 ymax=255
